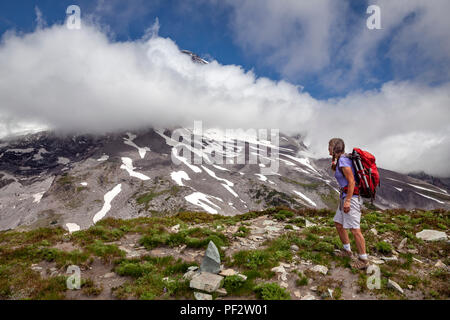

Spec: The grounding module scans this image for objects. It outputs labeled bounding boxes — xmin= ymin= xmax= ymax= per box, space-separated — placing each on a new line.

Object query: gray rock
xmin=103 ymin=272 xmax=115 ymax=279
xmin=387 ymin=279 xmax=404 ymax=294
xmin=290 ymin=244 xmax=300 ymax=251
xmin=398 ymin=238 xmax=407 ymax=250
xmin=434 ymin=260 xmax=446 ymax=268
xmin=416 ymin=229 xmax=447 ymax=241
xmin=215 ymin=288 xmax=227 ymax=296
xmin=183 ymin=270 xmax=199 ymax=281
xmin=194 ymin=292 xmax=213 ymax=300
xmin=188 ymin=266 xmax=199 ymax=271
xmin=237 ymin=273 xmax=247 ymax=281
xmin=219 ymin=268 xmax=236 ymax=277
xmin=310 ymin=265 xmax=328 ymax=275
xmin=189 ymin=272 xmax=224 ymax=293
xmin=301 ymin=293 xmax=316 ymax=300
xmin=200 ymin=241 xmax=221 ymax=274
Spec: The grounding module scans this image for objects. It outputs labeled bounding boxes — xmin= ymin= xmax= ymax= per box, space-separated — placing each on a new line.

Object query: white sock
xmin=359 ymin=254 xmax=368 ymax=260
xmin=343 ymin=243 xmax=351 ymax=251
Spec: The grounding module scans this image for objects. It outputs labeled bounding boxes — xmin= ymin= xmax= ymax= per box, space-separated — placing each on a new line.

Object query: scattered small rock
xmin=301 ymin=293 xmax=316 ymax=300
xmin=183 ymin=270 xmax=198 ymax=281
xmin=194 ymin=292 xmax=213 ymax=300
xmin=381 ymin=256 xmax=398 ymax=262
xmin=370 ymin=228 xmax=378 ymax=236
xmin=215 ymin=288 xmax=227 ymax=296
xmin=271 ymin=266 xmax=286 ymax=274
xmin=387 ymin=279 xmax=404 ymax=294
xmin=305 ymin=219 xmax=316 ymax=227
xmin=294 ymin=291 xmax=301 ymax=298
xmin=370 ymin=257 xmax=385 ymax=264
xmin=236 ymin=274 xmax=247 ymax=281
xmin=398 ymin=238 xmax=407 ymax=250
xmin=171 ymin=224 xmax=180 ymax=233
xmin=310 ymin=286 xmax=317 ymax=291
xmin=310 ymin=265 xmax=328 ymax=275
xmin=434 ymin=260 xmax=446 ymax=268
xmin=327 ymin=288 xmax=334 ymax=298
xmin=415 ymin=230 xmax=447 ymax=241
xmin=219 ymin=269 xmax=237 ymax=277
xmin=103 ymin=272 xmax=115 ymax=279
xmin=413 ymin=257 xmax=424 ymax=264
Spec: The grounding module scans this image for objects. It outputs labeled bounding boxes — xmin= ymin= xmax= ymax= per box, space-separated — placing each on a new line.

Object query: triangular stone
xmin=200 ymin=241 xmax=221 ymax=274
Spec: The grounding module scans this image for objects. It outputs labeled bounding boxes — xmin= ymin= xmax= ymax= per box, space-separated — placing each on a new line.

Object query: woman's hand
xmin=343 ymin=199 xmax=351 ymax=213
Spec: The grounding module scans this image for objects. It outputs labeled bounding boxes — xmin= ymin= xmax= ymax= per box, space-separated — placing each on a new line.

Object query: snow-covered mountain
xmin=0 ymin=128 xmax=449 ymax=232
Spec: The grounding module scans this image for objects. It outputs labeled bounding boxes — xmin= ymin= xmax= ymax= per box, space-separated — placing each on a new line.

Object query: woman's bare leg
xmin=350 ymin=228 xmax=366 ymax=255
xmin=335 ymin=222 xmax=350 ymax=245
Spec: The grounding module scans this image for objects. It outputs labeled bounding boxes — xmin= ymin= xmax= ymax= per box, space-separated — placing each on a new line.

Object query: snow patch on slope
xmin=120 ymin=157 xmax=150 ymax=180
xmin=93 ymin=184 xmax=122 ymax=223
xmin=171 ymin=171 xmax=190 ymax=186
xmin=124 ymin=133 xmax=151 ymax=159
xmin=293 ymin=190 xmax=317 ymax=207
xmin=185 ymin=192 xmax=223 ymax=214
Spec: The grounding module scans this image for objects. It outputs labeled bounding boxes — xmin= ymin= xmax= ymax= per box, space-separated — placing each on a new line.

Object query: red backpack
xmin=339 ymin=148 xmax=380 ymax=202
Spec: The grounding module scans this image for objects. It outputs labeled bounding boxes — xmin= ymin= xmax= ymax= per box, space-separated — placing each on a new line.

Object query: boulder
xmin=189 ymin=272 xmax=224 ymax=293
xmin=416 ymin=230 xmax=447 ymax=241
xmin=200 ymin=241 xmax=221 ymax=274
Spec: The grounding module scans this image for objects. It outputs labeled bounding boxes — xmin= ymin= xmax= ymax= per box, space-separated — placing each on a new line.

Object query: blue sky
xmin=1 ymin=0 xmax=439 ymax=99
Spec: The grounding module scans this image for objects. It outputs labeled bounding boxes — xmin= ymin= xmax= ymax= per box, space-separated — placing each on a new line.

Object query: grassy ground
xmin=0 ymin=207 xmax=448 ymax=300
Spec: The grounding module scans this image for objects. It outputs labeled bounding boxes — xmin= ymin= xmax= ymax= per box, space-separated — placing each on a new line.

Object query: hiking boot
xmin=334 ymin=249 xmax=353 ymax=258
xmin=351 ymin=258 xmax=370 ymax=270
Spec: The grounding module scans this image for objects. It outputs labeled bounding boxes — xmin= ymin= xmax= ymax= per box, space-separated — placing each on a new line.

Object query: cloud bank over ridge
xmin=0 ymin=22 xmax=449 ymax=176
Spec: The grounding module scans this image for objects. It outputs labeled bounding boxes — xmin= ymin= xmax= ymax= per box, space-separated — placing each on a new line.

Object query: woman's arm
xmin=342 ymin=166 xmax=355 ymax=213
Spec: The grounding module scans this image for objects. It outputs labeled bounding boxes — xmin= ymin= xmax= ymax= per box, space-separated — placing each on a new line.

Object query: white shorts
xmin=333 ymin=196 xmax=362 ymax=229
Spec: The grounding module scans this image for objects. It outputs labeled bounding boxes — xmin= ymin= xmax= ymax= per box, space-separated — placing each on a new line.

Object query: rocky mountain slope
xmin=0 ymin=128 xmax=449 ymax=232
xmin=0 ymin=207 xmax=448 ymax=300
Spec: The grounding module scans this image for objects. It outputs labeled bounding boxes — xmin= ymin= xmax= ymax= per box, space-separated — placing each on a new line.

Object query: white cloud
xmin=224 ymin=0 xmax=450 ymax=90
xmin=0 ymin=22 xmax=448 ymax=176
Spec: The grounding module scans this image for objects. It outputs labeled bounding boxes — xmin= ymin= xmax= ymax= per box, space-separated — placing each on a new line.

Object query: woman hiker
xmin=329 ymin=138 xmax=369 ymax=269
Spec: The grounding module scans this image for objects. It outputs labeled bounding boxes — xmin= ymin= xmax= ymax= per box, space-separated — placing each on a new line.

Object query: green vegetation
xmin=253 ymin=282 xmax=290 ymax=300
xmin=375 ymin=241 xmax=393 ymax=254
xmin=136 ymin=186 xmax=180 ymax=210
xmin=0 ymin=206 xmax=448 ymax=300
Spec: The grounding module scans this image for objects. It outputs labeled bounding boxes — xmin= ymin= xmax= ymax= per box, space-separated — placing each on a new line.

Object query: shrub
xmin=253 ymin=282 xmax=290 ymax=300
xmin=375 ymin=241 xmax=393 ymax=254
xmin=223 ymin=275 xmax=246 ymax=293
